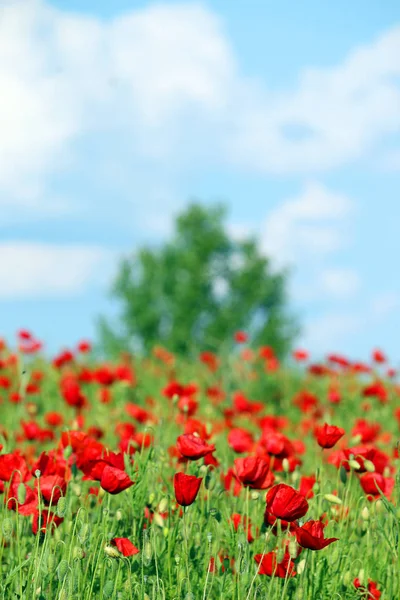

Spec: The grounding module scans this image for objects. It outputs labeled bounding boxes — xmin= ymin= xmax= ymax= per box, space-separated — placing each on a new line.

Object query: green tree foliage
xmin=98 ymin=203 xmax=297 ymax=357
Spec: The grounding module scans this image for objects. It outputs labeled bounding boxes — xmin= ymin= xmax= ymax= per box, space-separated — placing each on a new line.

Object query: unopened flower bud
xmin=153 ymin=513 xmax=164 ymax=528
xmin=288 ymin=540 xmax=298 ymax=559
xmin=17 ymin=483 xmax=26 ymax=505
xmin=348 ymin=460 xmax=361 ymax=471
xmin=361 ymin=507 xmax=370 ymax=521
xmin=104 ymin=546 xmax=120 ymax=558
xmin=297 ymin=559 xmax=306 ymax=575
xmin=324 ymin=494 xmax=342 ymax=505
xmin=343 ymin=571 xmax=352 ymax=586
xmin=364 ymin=460 xmax=375 ymax=473
xmin=158 ymin=498 xmax=168 ymax=513
xmin=357 ymin=569 xmax=366 ymax=586
xmin=282 ymin=458 xmax=290 ymax=473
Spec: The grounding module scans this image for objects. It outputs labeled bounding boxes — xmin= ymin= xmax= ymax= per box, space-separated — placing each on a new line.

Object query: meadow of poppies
xmin=0 ymin=330 xmax=399 ymax=599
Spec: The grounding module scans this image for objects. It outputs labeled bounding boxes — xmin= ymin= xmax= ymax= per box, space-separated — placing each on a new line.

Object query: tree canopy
xmin=98 ymin=203 xmax=297 ymax=357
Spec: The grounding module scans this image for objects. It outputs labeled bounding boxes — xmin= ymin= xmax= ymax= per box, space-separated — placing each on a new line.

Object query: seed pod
xmin=282 ymin=458 xmax=290 ymax=473
xmin=251 ymin=491 xmax=259 ymax=501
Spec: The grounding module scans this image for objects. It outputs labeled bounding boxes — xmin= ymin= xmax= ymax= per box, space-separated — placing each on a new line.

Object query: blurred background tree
xmin=98 ymin=203 xmax=297 ymax=357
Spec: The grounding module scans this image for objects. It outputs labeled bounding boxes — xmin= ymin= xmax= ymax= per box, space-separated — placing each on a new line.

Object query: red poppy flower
xmin=254 ymin=551 xmax=296 ymax=578
xmin=234 ymin=331 xmax=248 ymax=343
xmin=36 ymin=475 xmax=67 ymax=505
xmin=354 ymin=578 xmax=381 ymax=600
xmin=266 ymin=484 xmax=308 ymax=522
xmin=77 ymin=340 xmax=92 ymax=353
xmin=315 ymin=423 xmax=345 ymax=449
xmin=234 ymin=457 xmax=274 ymax=490
xmin=372 ymin=349 xmax=386 ymax=364
xmin=0 ymin=452 xmax=29 ymax=482
xmin=351 ymin=419 xmax=380 ymax=444
xmin=5 ymin=482 xmax=38 ymax=515
xmin=359 ymin=472 xmax=394 ymax=500
xmin=292 ymin=349 xmax=309 ymax=362
xmin=100 ymin=465 xmax=133 ymax=495
xmin=32 ymin=510 xmax=63 ymax=535
xmin=176 ymin=434 xmax=215 ymax=460
xmin=227 ymin=428 xmax=254 ymax=453
xmin=299 ymin=475 xmax=316 ymax=499
xmin=111 ymin=537 xmax=139 ymax=557
xmin=294 ymin=520 xmax=338 ymax=550
xmin=173 ymin=472 xmax=202 ymax=506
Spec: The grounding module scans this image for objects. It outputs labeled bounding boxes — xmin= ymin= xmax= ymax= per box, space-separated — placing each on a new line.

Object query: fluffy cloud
xmin=0 ymin=0 xmax=399 ymax=217
xmin=261 ymin=182 xmax=353 ymax=267
xmin=0 ymin=242 xmax=111 ymax=298
xmin=318 ymin=268 xmax=361 ymax=299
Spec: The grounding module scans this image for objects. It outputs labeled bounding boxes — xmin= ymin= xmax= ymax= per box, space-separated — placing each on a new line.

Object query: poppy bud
xmin=324 ymin=494 xmax=342 ymax=505
xmin=297 ymin=559 xmax=306 ymax=575
xmin=158 ymin=498 xmax=168 ymax=513
xmin=104 ymin=545 xmax=120 ymax=558
xmin=348 ymin=460 xmax=361 ymax=471
xmin=364 ymin=460 xmax=375 ymax=473
xmin=361 ymin=507 xmax=370 ymax=521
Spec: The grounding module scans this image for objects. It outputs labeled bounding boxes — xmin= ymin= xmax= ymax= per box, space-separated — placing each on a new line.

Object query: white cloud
xmin=0 ymin=242 xmax=111 ymax=298
xmin=319 ymin=268 xmax=361 ymax=299
xmin=261 ymin=182 xmax=352 ymax=267
xmin=0 ymin=1 xmax=399 ymax=219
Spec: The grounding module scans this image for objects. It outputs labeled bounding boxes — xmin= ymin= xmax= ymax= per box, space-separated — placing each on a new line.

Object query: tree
xmin=98 ymin=203 xmax=297 ymax=357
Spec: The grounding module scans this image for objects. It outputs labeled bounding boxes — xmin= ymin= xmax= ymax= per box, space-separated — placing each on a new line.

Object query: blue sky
xmin=1 ymin=0 xmax=400 ymax=361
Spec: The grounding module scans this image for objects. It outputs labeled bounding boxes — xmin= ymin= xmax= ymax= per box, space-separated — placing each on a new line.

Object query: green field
xmin=0 ymin=340 xmax=396 ymax=599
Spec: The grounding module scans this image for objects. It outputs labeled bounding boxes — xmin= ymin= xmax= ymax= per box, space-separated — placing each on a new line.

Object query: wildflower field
xmin=0 ymin=332 xmax=399 ymax=600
